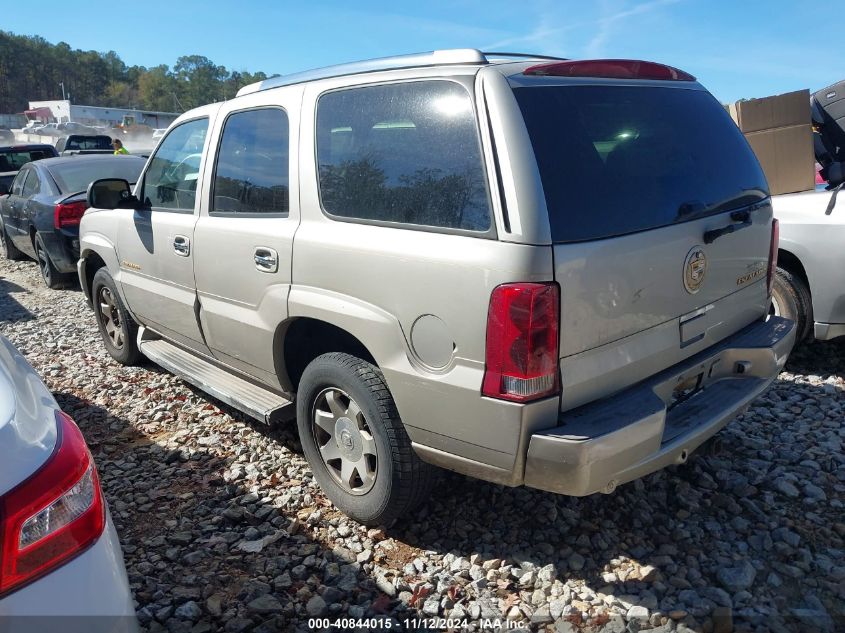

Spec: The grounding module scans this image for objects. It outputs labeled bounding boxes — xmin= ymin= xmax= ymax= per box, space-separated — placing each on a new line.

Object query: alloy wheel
xmin=311 ymin=388 xmax=378 ymax=495
xmin=98 ymin=287 xmax=124 ymax=349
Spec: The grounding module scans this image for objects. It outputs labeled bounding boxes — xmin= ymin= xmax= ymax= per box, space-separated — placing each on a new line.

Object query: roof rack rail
xmin=237 ymin=48 xmax=551 ymax=97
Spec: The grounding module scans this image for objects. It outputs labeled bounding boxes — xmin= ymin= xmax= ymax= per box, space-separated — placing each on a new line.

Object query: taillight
xmin=0 ymin=411 xmax=105 ymax=597
xmin=767 ymin=219 xmax=779 ymax=297
xmin=482 ymin=282 xmax=560 ymax=403
xmin=53 ymin=200 xmax=88 ymax=229
xmin=524 ymin=59 xmax=696 ymax=81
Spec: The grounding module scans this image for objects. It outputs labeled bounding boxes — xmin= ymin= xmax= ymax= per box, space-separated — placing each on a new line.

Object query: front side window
xmin=316 ymin=81 xmax=491 ymax=232
xmin=212 ymin=108 xmax=289 ymax=214
xmin=142 ymin=118 xmax=208 ymax=211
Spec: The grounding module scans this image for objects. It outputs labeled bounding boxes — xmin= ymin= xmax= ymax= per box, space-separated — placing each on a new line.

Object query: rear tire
xmin=91 ymin=268 xmax=141 ymax=365
xmin=770 ymin=267 xmax=813 ymax=344
xmin=296 ymin=352 xmax=435 ymax=526
xmin=34 ymin=233 xmax=72 ymax=289
xmin=0 ymin=223 xmax=25 ymax=261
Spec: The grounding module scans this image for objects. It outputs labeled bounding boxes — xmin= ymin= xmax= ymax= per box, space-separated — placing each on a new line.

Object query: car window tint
xmin=212 ymin=108 xmax=289 ymax=214
xmin=10 ymin=170 xmax=27 ymax=196
xmin=316 ymin=81 xmax=491 ymax=232
xmin=142 ymin=118 xmax=208 ymax=211
xmin=513 ymin=85 xmax=768 ymax=242
xmin=21 ymin=170 xmax=40 ymax=197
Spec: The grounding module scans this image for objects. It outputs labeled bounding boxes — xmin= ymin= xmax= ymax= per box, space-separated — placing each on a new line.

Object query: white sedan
xmin=0 ymin=335 xmax=138 ymax=631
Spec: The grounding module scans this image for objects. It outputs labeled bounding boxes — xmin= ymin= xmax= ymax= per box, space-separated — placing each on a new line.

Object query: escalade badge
xmin=683 ymin=247 xmax=707 ymax=294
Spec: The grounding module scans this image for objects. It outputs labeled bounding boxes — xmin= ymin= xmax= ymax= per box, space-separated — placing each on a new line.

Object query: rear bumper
xmin=524 ymin=316 xmax=795 ymax=496
xmin=0 ymin=514 xmax=138 ymax=631
xmin=39 ymin=229 xmax=79 ymax=274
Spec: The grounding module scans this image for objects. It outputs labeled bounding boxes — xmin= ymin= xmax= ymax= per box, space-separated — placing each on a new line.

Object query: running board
xmin=138 ymin=336 xmax=294 ymax=424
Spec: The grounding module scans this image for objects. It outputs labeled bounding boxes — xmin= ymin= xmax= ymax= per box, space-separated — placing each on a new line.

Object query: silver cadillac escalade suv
xmin=78 ymin=50 xmax=795 ymax=525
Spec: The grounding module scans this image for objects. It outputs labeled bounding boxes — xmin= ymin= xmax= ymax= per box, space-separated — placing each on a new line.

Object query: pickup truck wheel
xmin=296 ymin=352 xmax=435 ymax=526
xmin=0 ymin=224 xmax=25 ymax=261
xmin=34 ymin=234 xmax=71 ymax=289
xmin=770 ymin=267 xmax=813 ymax=343
xmin=92 ymin=268 xmax=141 ymax=365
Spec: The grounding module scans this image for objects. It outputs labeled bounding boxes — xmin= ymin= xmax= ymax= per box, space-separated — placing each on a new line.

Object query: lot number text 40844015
xmin=307 ymin=617 xmax=529 ymax=630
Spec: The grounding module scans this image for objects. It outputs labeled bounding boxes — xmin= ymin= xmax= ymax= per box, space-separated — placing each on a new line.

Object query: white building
xmin=27 ymin=100 xmax=179 ymax=128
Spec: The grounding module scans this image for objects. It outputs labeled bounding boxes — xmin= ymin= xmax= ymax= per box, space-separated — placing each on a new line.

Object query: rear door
xmin=4 ymin=168 xmax=34 ymax=254
xmin=20 ymin=165 xmax=44 ymax=241
xmin=192 ymin=88 xmax=302 ymax=386
xmin=116 ymin=115 xmax=214 ymax=353
xmin=512 ymin=80 xmax=774 ymax=409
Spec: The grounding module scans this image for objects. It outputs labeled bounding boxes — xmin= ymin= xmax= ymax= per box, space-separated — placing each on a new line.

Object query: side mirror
xmin=87 ymin=178 xmax=138 ymax=209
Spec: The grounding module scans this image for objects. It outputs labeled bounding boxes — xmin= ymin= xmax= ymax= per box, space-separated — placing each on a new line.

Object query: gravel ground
xmin=0 ymin=256 xmax=843 ymax=633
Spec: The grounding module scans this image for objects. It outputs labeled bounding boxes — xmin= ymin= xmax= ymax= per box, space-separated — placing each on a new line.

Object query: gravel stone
xmin=174 ymin=601 xmax=202 ymax=621
xmin=717 ymin=561 xmax=757 ymax=592
xmin=305 ymin=596 xmax=327 ymax=617
xmin=567 ymin=552 xmax=585 ymax=571
xmin=2 ymin=256 xmax=841 ymax=631
xmin=247 ymin=594 xmax=284 ymax=614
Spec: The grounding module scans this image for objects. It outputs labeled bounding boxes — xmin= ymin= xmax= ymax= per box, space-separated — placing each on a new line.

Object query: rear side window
xmin=142 ymin=118 xmax=208 ymax=212
xmin=316 ymin=81 xmax=491 ymax=232
xmin=514 ymin=85 xmax=768 ymax=242
xmin=212 ymin=108 xmax=289 ymax=214
xmin=11 ymin=171 xmax=28 ymax=196
xmin=21 ymin=170 xmax=40 ymax=197
xmin=66 ymin=136 xmax=112 ymax=151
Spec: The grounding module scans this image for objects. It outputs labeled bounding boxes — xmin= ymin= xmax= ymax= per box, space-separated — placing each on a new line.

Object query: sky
xmin=1 ymin=0 xmax=836 ymax=104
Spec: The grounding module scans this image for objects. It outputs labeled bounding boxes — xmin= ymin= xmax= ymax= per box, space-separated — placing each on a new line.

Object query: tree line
xmin=0 ymin=31 xmax=275 ymax=114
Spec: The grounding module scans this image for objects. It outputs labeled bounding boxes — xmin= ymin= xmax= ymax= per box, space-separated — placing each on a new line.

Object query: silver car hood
xmin=0 ymin=336 xmax=59 ymax=496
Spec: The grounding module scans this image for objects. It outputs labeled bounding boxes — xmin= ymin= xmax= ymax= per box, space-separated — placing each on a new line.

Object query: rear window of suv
xmin=513 ymin=85 xmax=768 ymax=243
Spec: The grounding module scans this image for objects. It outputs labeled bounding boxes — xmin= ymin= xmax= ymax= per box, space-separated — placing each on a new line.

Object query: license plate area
xmin=668 ymin=371 xmax=704 ymax=410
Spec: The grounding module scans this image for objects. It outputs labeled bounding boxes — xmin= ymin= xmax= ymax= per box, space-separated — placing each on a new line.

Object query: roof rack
xmin=236 ymin=49 xmax=564 ymax=97
xmin=482 ymin=52 xmax=567 ymax=62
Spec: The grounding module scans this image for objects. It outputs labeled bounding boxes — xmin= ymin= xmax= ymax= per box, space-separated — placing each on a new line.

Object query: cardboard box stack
xmin=729 ymin=89 xmax=815 ymax=195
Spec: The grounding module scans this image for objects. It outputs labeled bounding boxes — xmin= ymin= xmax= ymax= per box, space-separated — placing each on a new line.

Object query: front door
xmin=116 ymin=115 xmax=213 ymax=352
xmin=193 ymin=92 xmax=301 ymax=387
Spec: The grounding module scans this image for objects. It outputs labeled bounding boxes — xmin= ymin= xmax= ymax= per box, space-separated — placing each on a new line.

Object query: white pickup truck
xmin=772 ymin=185 xmax=845 ymax=342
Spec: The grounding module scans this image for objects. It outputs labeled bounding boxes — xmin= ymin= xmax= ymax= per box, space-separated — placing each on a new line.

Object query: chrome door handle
xmin=254 ymin=247 xmax=278 ymax=272
xmin=173 ymin=235 xmax=190 ymax=256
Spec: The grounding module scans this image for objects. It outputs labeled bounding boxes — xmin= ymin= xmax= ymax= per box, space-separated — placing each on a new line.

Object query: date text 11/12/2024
xmin=307 ymin=617 xmax=529 ymax=630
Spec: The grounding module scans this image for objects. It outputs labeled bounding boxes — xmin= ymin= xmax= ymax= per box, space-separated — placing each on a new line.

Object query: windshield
xmin=513 ymin=85 xmax=768 ymax=242
xmin=48 ymin=158 xmax=144 ymax=194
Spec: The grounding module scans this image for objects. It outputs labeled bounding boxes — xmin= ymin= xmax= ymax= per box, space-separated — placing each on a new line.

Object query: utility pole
xmin=60 ymin=82 xmax=66 ymax=100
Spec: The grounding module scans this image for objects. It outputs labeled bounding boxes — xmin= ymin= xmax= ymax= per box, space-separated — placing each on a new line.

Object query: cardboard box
xmin=729 ymin=89 xmax=815 ymax=195
xmin=744 ymin=125 xmax=815 ymax=195
xmin=730 ymin=89 xmax=811 ymax=133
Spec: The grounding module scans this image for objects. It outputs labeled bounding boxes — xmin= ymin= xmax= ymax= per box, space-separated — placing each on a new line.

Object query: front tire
xmin=770 ymin=267 xmax=813 ymax=344
xmin=296 ymin=352 xmax=435 ymax=526
xmin=91 ymin=268 xmax=141 ymax=365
